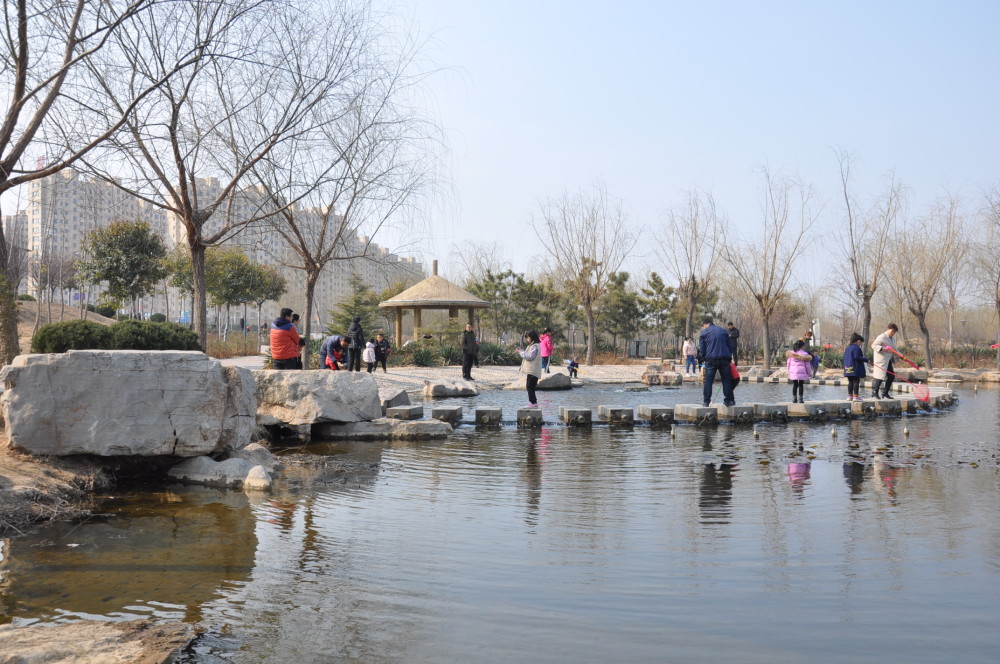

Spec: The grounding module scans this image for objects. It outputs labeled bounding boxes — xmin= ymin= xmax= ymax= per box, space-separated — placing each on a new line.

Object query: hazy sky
xmin=395 ymin=0 xmax=999 ymax=282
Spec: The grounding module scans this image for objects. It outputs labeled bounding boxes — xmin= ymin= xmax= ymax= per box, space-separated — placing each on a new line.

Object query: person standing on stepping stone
xmin=698 ymin=317 xmax=735 ymax=407
xmin=516 ymin=330 xmax=542 ymax=408
xmin=871 ymin=323 xmax=898 ymax=399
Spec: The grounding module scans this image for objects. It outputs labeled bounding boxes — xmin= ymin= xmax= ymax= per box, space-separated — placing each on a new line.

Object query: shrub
xmin=409 ymin=347 xmax=437 ymax=367
xmin=149 ymin=313 xmax=167 ymax=323
xmin=111 ymin=320 xmax=201 ymax=351
xmin=95 ymin=305 xmax=116 ymax=318
xmin=438 ymin=344 xmax=462 ymax=365
xmin=31 ymin=320 xmax=114 ymax=353
xmin=17 ymin=294 xmax=35 ymax=301
xmin=478 ymin=341 xmax=520 ymax=366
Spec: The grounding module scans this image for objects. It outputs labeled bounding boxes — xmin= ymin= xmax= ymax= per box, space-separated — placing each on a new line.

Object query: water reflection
xmin=0 ymin=486 xmax=256 ymax=624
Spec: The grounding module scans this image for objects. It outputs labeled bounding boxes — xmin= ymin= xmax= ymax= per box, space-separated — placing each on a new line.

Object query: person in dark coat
xmin=726 ymin=322 xmax=740 ymax=365
xmin=319 ymin=334 xmax=349 ymax=370
xmin=346 ymin=316 xmax=364 ymax=372
xmin=699 ymin=317 xmax=735 ymax=407
xmin=461 ymin=323 xmax=478 ymax=380
xmin=842 ymin=332 xmax=867 ymax=401
xmin=374 ymin=332 xmax=391 ymax=373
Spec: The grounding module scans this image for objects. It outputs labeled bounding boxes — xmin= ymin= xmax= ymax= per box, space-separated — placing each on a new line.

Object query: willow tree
xmin=0 ymin=0 xmax=198 ymax=362
xmin=974 ymin=188 xmax=1000 ymax=367
xmin=533 ymin=182 xmax=637 ymax=365
xmin=717 ymin=168 xmax=819 ymax=369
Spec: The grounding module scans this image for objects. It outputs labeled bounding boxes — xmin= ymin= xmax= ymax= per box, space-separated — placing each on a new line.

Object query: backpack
xmin=730 ymin=362 xmax=741 ymax=387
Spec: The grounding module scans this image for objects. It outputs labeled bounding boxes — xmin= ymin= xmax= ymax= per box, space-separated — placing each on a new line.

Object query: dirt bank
xmin=0 ymin=620 xmax=193 ymax=664
xmin=0 ymin=452 xmax=111 ymax=537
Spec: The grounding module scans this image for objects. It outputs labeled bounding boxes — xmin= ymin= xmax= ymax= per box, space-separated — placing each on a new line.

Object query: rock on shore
xmin=0 ymin=620 xmax=193 ymax=664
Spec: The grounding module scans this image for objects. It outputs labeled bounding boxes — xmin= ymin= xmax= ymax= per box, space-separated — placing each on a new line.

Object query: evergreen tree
xmin=328 ymin=273 xmax=379 ymax=336
xmin=77 ymin=220 xmax=167 ymax=316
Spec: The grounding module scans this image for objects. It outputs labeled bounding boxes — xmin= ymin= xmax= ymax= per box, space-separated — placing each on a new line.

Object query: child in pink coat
xmin=539 ymin=328 xmax=553 ymax=373
xmin=787 ymin=340 xmax=812 ymax=403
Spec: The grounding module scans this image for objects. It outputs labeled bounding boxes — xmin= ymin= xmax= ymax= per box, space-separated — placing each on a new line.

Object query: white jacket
xmin=362 ymin=343 xmax=377 ymax=364
xmin=871 ymin=332 xmax=894 ymax=379
xmin=519 ymin=343 xmax=542 ymax=377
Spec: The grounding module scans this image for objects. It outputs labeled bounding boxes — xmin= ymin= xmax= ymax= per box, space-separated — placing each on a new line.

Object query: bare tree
xmin=533 ymin=181 xmax=638 ymax=365
xmin=449 ymin=241 xmax=511 ymax=287
xmin=886 ymin=196 xmax=964 ymax=369
xmin=717 ymin=168 xmax=820 ymax=369
xmin=0 ymin=0 xmax=199 ymax=361
xmin=250 ymin=18 xmax=435 ymax=364
xmin=939 ymin=231 xmax=969 ymax=353
xmin=972 ymin=187 xmax=1000 ymax=366
xmin=834 ymin=150 xmax=904 ymax=344
xmin=77 ymin=0 xmax=372 ymax=348
xmin=655 ymin=189 xmax=720 ymax=338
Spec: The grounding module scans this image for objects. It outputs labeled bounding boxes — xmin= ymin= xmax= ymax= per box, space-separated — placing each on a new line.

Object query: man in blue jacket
xmin=698 ymin=317 xmax=735 ymax=407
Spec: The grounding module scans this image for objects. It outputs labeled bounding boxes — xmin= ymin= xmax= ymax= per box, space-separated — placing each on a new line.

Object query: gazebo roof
xmin=379 ymin=268 xmax=488 ymax=309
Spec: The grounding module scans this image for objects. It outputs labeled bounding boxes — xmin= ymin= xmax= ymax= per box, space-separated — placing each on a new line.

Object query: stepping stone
xmin=674 ymin=404 xmax=718 ymax=424
xmin=386 ymin=405 xmax=422 ymax=420
xmin=715 ymin=404 xmax=755 ymax=424
xmin=822 ymin=401 xmax=853 ymax=419
xmin=786 ymin=402 xmax=827 ymax=421
xmin=474 ymin=406 xmax=502 ymax=426
xmin=431 ymin=405 xmax=463 ymax=423
xmin=637 ymin=405 xmax=674 ymax=425
xmin=875 ymin=399 xmax=902 ymax=415
xmin=751 ymin=403 xmax=787 ymax=422
xmin=598 ymin=405 xmax=633 ymax=425
xmin=560 ymin=408 xmax=592 ymax=426
xmin=517 ymin=408 xmax=543 ymax=427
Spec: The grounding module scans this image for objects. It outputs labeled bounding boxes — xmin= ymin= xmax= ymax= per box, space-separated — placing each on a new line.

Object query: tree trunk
xmin=917 ymin=312 xmax=933 ymax=370
xmin=762 ymin=310 xmax=772 ymax=370
xmin=303 ymin=269 xmax=319 ymax=369
xmin=684 ymin=295 xmax=695 ymax=339
xmin=0 ymin=276 xmax=20 ymax=363
xmin=946 ymin=305 xmax=954 ymax=353
xmin=190 ymin=243 xmax=209 ymax=350
xmin=584 ymin=302 xmax=596 ymax=365
xmin=861 ymin=296 xmax=872 ymax=348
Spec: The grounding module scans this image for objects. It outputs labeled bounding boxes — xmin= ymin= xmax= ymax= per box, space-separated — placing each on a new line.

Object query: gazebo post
xmin=414 ymin=307 xmax=422 ymax=335
xmin=449 ymin=307 xmax=458 ymax=319
xmin=467 ymin=308 xmax=475 ymax=325
xmin=394 ymin=308 xmax=402 ymax=346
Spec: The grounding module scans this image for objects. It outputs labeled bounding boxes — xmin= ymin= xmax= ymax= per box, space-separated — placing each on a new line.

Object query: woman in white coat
xmin=870 ymin=323 xmax=898 ymax=399
xmin=517 ymin=330 xmax=542 ymax=408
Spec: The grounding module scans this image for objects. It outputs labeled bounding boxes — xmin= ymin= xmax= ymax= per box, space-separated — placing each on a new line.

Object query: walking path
xmin=218 ymin=355 xmax=648 ymax=392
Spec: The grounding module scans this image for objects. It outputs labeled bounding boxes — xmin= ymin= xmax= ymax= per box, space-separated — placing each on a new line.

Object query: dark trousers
xmin=882 ymin=360 xmax=894 ymax=394
xmin=462 ymin=352 xmax=475 ymax=379
xmin=792 ymin=379 xmax=804 ymax=401
xmin=273 ymin=357 xmax=297 ymax=370
xmin=366 ymin=362 xmax=375 ymax=373
xmin=526 ymin=374 xmax=539 ymax=404
xmin=847 ymin=376 xmax=861 ymax=395
xmin=376 ymin=355 xmax=387 ymax=372
xmin=730 ymin=342 xmax=738 ymax=365
xmin=702 ymin=358 xmax=735 ymax=405
xmin=347 ymin=347 xmax=362 ymax=371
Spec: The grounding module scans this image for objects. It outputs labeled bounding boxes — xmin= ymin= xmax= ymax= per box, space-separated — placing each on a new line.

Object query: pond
xmin=1 ymin=382 xmax=998 ymax=663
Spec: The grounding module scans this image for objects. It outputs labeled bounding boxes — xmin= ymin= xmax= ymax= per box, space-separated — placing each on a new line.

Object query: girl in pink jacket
xmin=787 ymin=340 xmax=812 ymax=403
xmin=539 ymin=328 xmax=553 ymax=373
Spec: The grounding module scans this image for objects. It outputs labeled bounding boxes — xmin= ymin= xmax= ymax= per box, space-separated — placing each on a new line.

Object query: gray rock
xmin=168 ymin=456 xmax=272 ymax=490
xmin=226 ymin=442 xmax=278 ymax=471
xmin=537 ymin=372 xmax=572 ymax=390
xmin=980 ymin=372 xmax=1000 ymax=383
xmin=641 ymin=370 xmax=682 ymax=386
xmin=929 ymin=371 xmax=963 ymax=382
xmin=254 ymin=370 xmax=382 ymax=426
xmin=423 ymin=379 xmax=479 ymax=397
xmin=379 ymin=387 xmax=411 ymax=413
xmin=312 ymin=417 xmax=452 ymax=440
xmin=0 ymin=351 xmax=255 ymax=457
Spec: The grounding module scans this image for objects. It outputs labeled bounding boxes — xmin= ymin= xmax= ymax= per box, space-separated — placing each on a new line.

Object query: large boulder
xmin=379 ymin=387 xmax=411 ymax=413
xmin=929 ymin=371 xmax=963 ymax=383
xmin=640 ymin=364 xmax=683 ymax=386
xmin=254 ymin=370 xmax=382 ymax=426
xmin=980 ymin=372 xmax=1000 ymax=383
xmin=423 ymin=379 xmax=478 ymax=397
xmin=504 ymin=372 xmax=572 ymax=390
xmin=0 ymin=351 xmax=256 ymax=457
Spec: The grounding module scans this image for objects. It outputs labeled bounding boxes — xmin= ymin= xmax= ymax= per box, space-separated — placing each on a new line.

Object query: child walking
xmin=843 ymin=333 xmax=867 ymax=401
xmin=539 ymin=328 xmax=553 ymax=373
xmin=787 ymin=340 xmax=811 ymax=403
xmin=362 ymin=339 xmax=377 ymax=373
xmin=682 ymin=337 xmax=697 ymax=376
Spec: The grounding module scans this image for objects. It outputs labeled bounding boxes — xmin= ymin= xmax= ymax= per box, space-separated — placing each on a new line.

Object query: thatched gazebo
xmin=379 ymin=260 xmax=489 ymax=344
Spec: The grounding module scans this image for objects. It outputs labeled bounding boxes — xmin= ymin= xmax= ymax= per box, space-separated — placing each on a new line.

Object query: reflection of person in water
xmin=787 ymin=462 xmax=811 ymax=496
xmin=842 ymin=462 xmax=866 ymax=495
xmin=522 ymin=428 xmax=552 ymax=526
xmin=699 ymin=463 xmax=736 ymax=525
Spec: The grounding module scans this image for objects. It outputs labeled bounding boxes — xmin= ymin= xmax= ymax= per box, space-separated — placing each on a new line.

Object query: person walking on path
xmin=269 ymin=308 xmax=304 ymax=370
xmin=461 ymin=323 xmax=479 ymax=380
xmin=843 ymin=333 xmax=867 ymax=401
xmin=682 ymin=336 xmax=697 ymax=376
xmin=871 ymin=323 xmax=898 ymax=399
xmin=374 ymin=332 xmax=391 ymax=373
xmin=787 ymin=340 xmax=812 ymax=403
xmin=726 ymin=322 xmax=740 ymax=365
xmin=539 ymin=328 xmax=553 ymax=373
xmin=698 ymin=317 xmax=735 ymax=407
xmin=517 ymin=330 xmax=542 ymax=408
xmin=346 ymin=316 xmax=364 ymax=372
xmin=363 ymin=339 xmax=377 ymax=373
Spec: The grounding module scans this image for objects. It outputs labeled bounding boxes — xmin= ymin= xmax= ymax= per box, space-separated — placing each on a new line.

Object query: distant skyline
xmin=393 ymin=0 xmax=999 ymax=284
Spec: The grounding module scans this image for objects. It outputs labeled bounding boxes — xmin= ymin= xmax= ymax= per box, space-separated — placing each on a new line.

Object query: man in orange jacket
xmin=270 ymin=308 xmax=304 ymax=370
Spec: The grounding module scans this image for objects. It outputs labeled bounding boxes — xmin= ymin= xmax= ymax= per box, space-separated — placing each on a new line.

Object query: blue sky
xmin=395 ymin=0 xmax=999 ymax=281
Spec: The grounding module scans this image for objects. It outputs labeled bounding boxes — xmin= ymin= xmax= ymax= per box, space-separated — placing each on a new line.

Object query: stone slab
xmin=874 ymin=399 xmax=902 ymax=415
xmin=674 ymin=404 xmax=718 ymax=424
xmin=822 ymin=401 xmax=854 ymax=419
xmin=474 ymin=407 xmax=502 ymax=425
xmin=312 ymin=418 xmax=452 ymax=440
xmin=715 ymin=404 xmax=755 ymax=424
xmin=560 ymin=408 xmax=592 ymax=426
xmin=517 ymin=408 xmax=544 ymax=427
xmin=786 ymin=402 xmax=827 ymax=421
xmin=379 ymin=387 xmax=410 ymax=414
xmin=431 ymin=405 xmax=463 ymax=423
xmin=387 ymin=405 xmax=423 ymax=420
xmin=637 ymin=405 xmax=674 ymax=425
xmin=851 ymin=399 xmax=879 ymax=417
xmin=751 ymin=403 xmax=788 ymax=422
xmin=597 ymin=405 xmax=634 ymax=424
